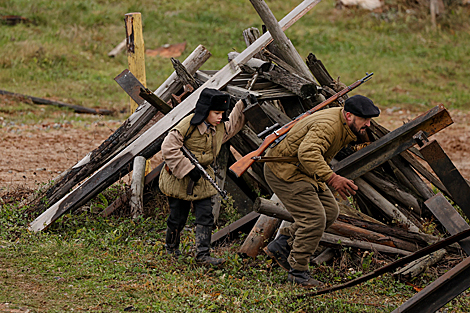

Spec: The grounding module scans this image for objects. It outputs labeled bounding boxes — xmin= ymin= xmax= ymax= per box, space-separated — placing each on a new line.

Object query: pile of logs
xmin=23 ymin=0 xmax=470 ymax=311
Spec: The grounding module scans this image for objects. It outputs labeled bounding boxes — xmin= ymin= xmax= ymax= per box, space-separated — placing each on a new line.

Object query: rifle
xmin=229 ymin=72 xmax=374 ymax=178
xmin=181 ymin=145 xmax=229 ymax=201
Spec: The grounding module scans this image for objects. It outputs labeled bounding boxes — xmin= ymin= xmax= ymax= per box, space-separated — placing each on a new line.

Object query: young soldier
xmin=159 ymin=88 xmax=246 ymax=266
xmin=264 ymin=95 xmax=380 ymax=287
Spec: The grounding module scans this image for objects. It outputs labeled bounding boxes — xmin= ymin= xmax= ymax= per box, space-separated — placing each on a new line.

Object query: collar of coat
xmin=197 ymin=121 xmax=216 ymax=135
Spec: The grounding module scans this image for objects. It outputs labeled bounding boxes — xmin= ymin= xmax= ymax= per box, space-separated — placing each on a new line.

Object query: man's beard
xmin=350 ymin=123 xmax=367 ymax=136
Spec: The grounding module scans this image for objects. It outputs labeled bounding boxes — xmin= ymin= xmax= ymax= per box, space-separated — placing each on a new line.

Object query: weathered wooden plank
xmin=419 ymin=138 xmax=470 ymax=219
xmin=425 ymin=193 xmax=470 ymax=254
xmin=211 ymin=211 xmax=260 ymax=246
xmin=355 ymin=177 xmax=421 ymax=233
xmin=254 ymin=197 xmax=419 ymax=252
xmin=27 ymin=45 xmax=211 ymax=213
xmin=392 ymin=256 xmax=470 ymax=313
xmin=238 ymin=195 xmax=282 ymax=258
xmin=250 ymin=0 xmax=316 ymax=82
xmin=0 ymin=89 xmax=113 ymax=115
xmin=28 ymin=0 xmax=322 ymax=231
xmin=332 ymin=104 xmax=453 ymax=180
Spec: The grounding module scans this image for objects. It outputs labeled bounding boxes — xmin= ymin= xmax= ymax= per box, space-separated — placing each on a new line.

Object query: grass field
xmin=1 ymin=0 xmax=470 ymax=312
xmin=1 ymin=0 xmax=469 ymax=122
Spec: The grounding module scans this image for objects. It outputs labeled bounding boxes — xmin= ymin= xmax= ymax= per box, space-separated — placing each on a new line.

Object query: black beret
xmin=190 ymin=88 xmax=231 ymax=125
xmin=344 ymin=95 xmax=380 ymax=118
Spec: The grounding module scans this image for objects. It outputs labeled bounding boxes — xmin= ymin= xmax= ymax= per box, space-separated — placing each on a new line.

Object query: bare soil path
xmin=1 ymin=107 xmax=469 ymax=192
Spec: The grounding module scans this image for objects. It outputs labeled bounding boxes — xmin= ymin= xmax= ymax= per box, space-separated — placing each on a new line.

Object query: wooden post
xmin=238 ymin=195 xmax=283 ymax=258
xmin=355 ymin=178 xmax=421 ymax=233
xmin=28 ymin=0 xmax=322 ymax=232
xmin=249 ymin=0 xmax=317 ymax=83
xmin=125 ymin=12 xmax=151 ymax=174
xmin=125 ymin=12 xmax=146 ymax=113
xmin=130 ymin=156 xmax=146 ymax=219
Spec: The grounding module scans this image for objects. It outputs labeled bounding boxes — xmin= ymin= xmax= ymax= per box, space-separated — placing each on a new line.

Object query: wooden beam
xmin=27 ymin=45 xmax=210 ymax=214
xmin=130 ymin=156 xmax=146 ymax=219
xmin=0 ymin=89 xmax=113 ymax=115
xmin=28 ymin=0 xmax=322 ymax=232
xmin=333 ymin=104 xmax=453 ymax=180
xmin=125 ymin=12 xmax=146 ymax=113
xmin=249 ymin=0 xmax=317 ymax=83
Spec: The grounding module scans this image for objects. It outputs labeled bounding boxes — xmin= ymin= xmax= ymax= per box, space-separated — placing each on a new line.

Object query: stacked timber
xmin=25 ymin=0 xmax=470 ymax=288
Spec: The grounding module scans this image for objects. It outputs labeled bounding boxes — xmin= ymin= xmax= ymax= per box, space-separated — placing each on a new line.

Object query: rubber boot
xmin=288 ymin=268 xmax=323 ymax=288
xmin=165 ymin=227 xmax=181 ymax=256
xmin=264 ymin=234 xmax=291 ymax=272
xmin=195 ymin=224 xmax=225 ymax=266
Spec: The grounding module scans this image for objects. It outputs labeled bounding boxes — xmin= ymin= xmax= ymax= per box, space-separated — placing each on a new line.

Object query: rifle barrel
xmin=229 ymin=73 xmax=374 ymax=178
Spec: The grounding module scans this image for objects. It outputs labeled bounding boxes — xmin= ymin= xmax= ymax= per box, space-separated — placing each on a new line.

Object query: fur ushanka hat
xmin=190 ymin=88 xmax=231 ymax=125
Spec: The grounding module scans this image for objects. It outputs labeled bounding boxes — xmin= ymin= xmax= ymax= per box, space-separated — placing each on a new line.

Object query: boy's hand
xmin=187 ymin=167 xmax=201 ymax=182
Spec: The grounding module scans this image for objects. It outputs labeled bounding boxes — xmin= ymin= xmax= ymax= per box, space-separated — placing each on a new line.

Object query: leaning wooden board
xmin=28 ymin=0 xmax=323 ymax=231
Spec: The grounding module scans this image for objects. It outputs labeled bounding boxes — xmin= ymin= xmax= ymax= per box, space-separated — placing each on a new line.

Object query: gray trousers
xmin=264 ymin=165 xmax=339 ymax=271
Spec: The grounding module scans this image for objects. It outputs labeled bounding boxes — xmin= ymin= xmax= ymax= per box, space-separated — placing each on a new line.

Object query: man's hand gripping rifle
xmin=229 ymin=72 xmax=374 ymax=178
xmin=181 ymin=145 xmax=229 ymax=201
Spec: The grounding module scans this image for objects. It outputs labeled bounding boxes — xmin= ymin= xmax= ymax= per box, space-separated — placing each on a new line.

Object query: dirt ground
xmin=1 ymin=106 xmax=469 ymax=192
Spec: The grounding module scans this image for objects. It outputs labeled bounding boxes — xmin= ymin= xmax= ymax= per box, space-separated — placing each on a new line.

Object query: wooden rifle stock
xmin=229 ymin=72 xmax=374 ymax=177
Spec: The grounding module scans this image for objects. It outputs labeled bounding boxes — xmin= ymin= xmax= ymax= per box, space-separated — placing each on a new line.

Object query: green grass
xmin=0 ymin=194 xmax=410 ymax=312
xmin=1 ymin=187 xmax=469 ymax=312
xmin=1 ymin=0 xmax=470 ymax=125
xmin=2 ymin=1 xmax=470 ymax=311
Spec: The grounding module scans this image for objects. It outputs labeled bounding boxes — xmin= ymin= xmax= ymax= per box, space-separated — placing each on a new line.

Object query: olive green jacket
xmin=266 ymin=107 xmax=356 ymax=191
xmin=159 ymin=99 xmax=245 ymax=200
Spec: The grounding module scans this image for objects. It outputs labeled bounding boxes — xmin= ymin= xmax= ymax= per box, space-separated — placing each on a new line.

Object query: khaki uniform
xmin=159 ymin=99 xmax=246 ymax=201
xmin=265 ymin=107 xmax=356 ymax=271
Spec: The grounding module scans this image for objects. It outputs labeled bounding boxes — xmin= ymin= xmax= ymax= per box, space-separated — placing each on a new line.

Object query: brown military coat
xmin=266 ymin=107 xmax=356 ymax=191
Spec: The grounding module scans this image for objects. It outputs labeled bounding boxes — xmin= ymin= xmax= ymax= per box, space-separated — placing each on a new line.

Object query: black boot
xmin=195 ymin=225 xmax=225 ymax=266
xmin=165 ymin=227 xmax=181 ymax=256
xmin=288 ymin=268 xmax=323 ymax=288
xmin=264 ymin=234 xmax=291 ymax=271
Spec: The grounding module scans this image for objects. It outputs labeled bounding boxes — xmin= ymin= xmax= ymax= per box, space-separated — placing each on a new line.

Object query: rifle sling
xmin=253 ymin=156 xmax=299 ymax=163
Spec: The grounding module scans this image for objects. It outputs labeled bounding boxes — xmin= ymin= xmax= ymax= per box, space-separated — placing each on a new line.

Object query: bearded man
xmin=264 ymin=95 xmax=380 ymax=288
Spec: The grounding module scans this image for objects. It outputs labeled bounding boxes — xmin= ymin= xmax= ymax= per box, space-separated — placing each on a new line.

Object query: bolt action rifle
xmin=229 ymin=72 xmax=374 ymax=178
xmin=181 ymin=145 xmax=229 ymax=201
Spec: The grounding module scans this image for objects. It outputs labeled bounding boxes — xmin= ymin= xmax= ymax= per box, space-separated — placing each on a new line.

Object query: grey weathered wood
xmin=306 ymin=53 xmax=334 ymax=88
xmin=28 ymin=45 xmax=211 ymax=214
xmin=263 ymin=49 xmax=310 ymax=81
xmin=0 ymin=89 xmax=113 ymax=115
xmin=262 ymin=66 xmax=318 ymax=99
xmin=394 ymin=249 xmax=446 ymax=280
xmin=227 ymin=51 xmax=272 ymax=73
xmin=242 ymin=27 xmax=267 ymax=61
xmin=355 ymin=178 xmax=421 ymax=233
xmin=250 ymin=0 xmax=317 ymax=83
xmin=363 ymin=171 xmax=421 ymax=214
xmin=312 ymin=247 xmax=336 ymax=266
xmin=322 ymin=233 xmax=411 ymax=255
xmin=425 ymin=193 xmax=470 ymax=255
xmin=255 ymin=197 xmax=419 ymax=252
xmin=28 ymin=0 xmax=322 ymax=231
xmin=229 ymin=51 xmax=316 ymax=100
xmin=130 ymin=156 xmax=146 ymax=219
xmin=390 ymin=155 xmax=435 ymax=200
xmin=170 ymin=57 xmax=201 ymax=90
